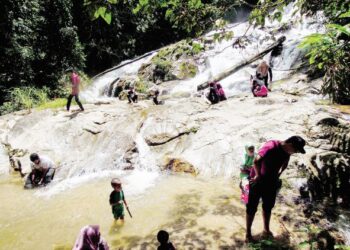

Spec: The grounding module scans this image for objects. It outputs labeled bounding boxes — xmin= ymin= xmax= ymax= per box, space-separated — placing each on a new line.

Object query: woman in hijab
xmin=73 ymin=225 xmax=109 ymax=250
xmin=216 ymin=83 xmax=227 ymax=101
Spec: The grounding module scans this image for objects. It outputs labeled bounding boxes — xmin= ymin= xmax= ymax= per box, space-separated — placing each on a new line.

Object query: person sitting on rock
xmin=73 ymin=225 xmax=109 ymax=250
xmin=251 ymin=76 xmax=267 ymax=97
xmin=217 ymin=83 xmax=227 ymax=101
xmin=256 ymin=61 xmax=273 ymax=90
xmin=127 ymin=87 xmax=138 ymax=104
xmin=245 ymin=136 xmax=306 ymax=243
xmin=24 ymin=153 xmax=55 ymax=189
xmin=157 ymin=230 xmax=176 ymax=250
xmin=207 ymin=82 xmax=220 ymax=104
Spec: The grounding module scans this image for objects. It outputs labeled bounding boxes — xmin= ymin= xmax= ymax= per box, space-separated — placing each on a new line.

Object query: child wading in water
xmin=109 ymin=178 xmax=129 ymax=222
xmin=240 ymin=145 xmax=256 ymax=204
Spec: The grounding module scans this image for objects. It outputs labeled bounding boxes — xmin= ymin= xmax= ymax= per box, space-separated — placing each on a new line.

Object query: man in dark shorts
xmin=245 ymin=136 xmax=306 ymax=242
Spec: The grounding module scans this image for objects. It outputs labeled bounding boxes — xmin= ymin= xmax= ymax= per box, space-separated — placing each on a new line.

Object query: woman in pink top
xmin=216 ymin=83 xmax=227 ymax=101
xmin=66 ymin=69 xmax=84 ymax=111
xmin=253 ymin=84 xmax=268 ymax=97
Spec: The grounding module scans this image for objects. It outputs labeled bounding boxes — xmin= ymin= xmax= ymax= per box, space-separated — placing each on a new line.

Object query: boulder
xmin=138 ymin=41 xmax=200 ymax=84
xmin=164 ymin=158 xmax=198 ymax=175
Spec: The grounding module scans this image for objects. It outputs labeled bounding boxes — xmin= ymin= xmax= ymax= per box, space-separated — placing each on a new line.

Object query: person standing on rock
xmin=245 ymin=136 xmax=306 ymax=243
xmin=256 ymin=61 xmax=273 ymax=91
xmin=24 ymin=153 xmax=56 ymax=189
xmin=66 ymin=69 xmax=84 ymax=112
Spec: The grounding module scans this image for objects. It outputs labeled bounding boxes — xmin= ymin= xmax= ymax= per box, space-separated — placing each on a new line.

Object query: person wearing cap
xmin=24 ymin=153 xmax=56 ymax=189
xmin=109 ymin=178 xmax=129 ymax=222
xmin=245 ymin=136 xmax=306 ymax=243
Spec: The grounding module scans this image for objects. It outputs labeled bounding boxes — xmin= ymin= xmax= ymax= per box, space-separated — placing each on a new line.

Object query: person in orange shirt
xmin=66 ymin=69 xmax=84 ymax=111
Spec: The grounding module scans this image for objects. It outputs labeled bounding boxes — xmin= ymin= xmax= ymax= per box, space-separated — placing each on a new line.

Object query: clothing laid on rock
xmin=73 ymin=225 xmax=109 ymax=250
xmin=109 ymin=190 xmax=125 ymax=219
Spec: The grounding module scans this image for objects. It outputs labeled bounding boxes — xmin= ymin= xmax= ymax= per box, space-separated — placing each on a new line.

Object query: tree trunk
xmin=197 ymin=36 xmax=286 ymax=91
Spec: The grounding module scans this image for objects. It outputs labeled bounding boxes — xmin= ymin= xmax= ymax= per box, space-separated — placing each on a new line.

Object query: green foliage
xmin=249 ymin=0 xmax=292 ymax=26
xmin=299 ymin=22 xmax=350 ymax=104
xmin=0 ymin=87 xmax=49 ymax=114
xmin=132 ymin=0 xmax=219 ymax=36
xmin=37 ymin=98 xmax=67 ymax=110
xmin=250 ymin=0 xmax=350 ymax=104
xmin=134 ymin=79 xmax=150 ymax=94
xmin=0 ymin=0 xmax=85 ymax=110
xmin=179 ymin=62 xmax=198 ymax=79
xmin=335 ymin=245 xmax=350 ymax=250
xmin=249 ymin=239 xmax=291 ymax=250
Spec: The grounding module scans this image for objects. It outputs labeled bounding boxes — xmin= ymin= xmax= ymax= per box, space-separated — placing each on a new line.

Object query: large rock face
xmin=138 ymin=41 xmax=200 ymax=84
xmin=304 ymin=118 xmax=350 ymax=207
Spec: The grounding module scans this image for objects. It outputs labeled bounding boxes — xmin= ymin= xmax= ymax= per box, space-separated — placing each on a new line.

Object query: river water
xmin=1 ymin=173 xmax=285 ymax=249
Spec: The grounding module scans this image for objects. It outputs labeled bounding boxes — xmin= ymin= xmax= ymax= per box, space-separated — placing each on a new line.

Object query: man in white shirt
xmin=24 ymin=153 xmax=56 ymax=189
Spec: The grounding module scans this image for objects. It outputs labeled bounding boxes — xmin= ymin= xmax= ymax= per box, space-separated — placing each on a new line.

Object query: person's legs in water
xmin=66 ymin=94 xmax=74 ymax=111
xmin=261 ymin=180 xmax=278 ymax=238
xmin=246 ymin=182 xmax=262 ymax=242
xmin=74 ymin=95 xmax=84 ymax=111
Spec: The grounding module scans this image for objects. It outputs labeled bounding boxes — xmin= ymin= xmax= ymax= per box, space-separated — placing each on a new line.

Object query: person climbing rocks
xmin=217 ymin=83 xmax=227 ymax=101
xmin=207 ymin=82 xmax=220 ymax=104
xmin=127 ymin=86 xmax=138 ymax=104
xmin=152 ymin=89 xmax=165 ymax=105
xmin=73 ymin=225 xmax=109 ymax=250
xmin=245 ymin=136 xmax=306 ymax=243
xmin=24 ymin=153 xmax=56 ymax=189
xmin=109 ymin=178 xmax=129 ymax=222
xmin=256 ymin=61 xmax=273 ymax=91
xmin=157 ymin=230 xmax=176 ymax=250
xmin=66 ymin=69 xmax=84 ymax=112
xmin=251 ymin=76 xmax=267 ymax=97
